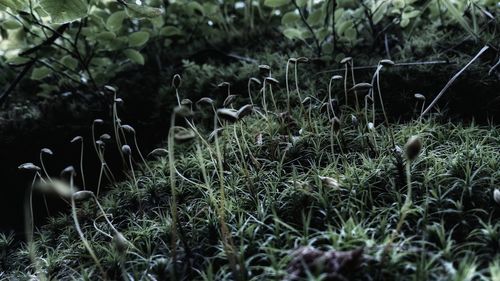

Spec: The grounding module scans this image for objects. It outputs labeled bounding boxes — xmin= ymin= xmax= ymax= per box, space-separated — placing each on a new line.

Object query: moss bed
xmin=1 ymin=61 xmax=500 ymax=280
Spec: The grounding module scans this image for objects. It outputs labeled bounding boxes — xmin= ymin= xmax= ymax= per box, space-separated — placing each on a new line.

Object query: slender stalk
xmin=127 ymin=154 xmax=137 ymax=191
xmin=285 ymin=59 xmax=294 ymax=112
xmin=97 ymin=163 xmax=105 ymax=197
xmin=350 ymin=61 xmax=360 ymax=112
xmin=39 ymin=152 xmax=51 ymax=215
xmin=294 ymin=62 xmax=306 ymax=114
xmin=261 ymin=80 xmax=269 ymax=118
xmin=343 ymin=65 xmax=348 ymax=105
xmin=268 ymin=83 xmax=278 ymax=111
xmin=24 ymin=172 xmax=46 ymax=281
xmin=168 ymin=112 xmax=179 ymax=279
xmin=110 ymin=91 xmax=126 ymax=167
xmin=247 ymin=78 xmax=256 ymax=107
xmin=133 ymin=134 xmax=152 ymax=175
xmin=70 ymin=173 xmax=105 ymax=278
xmin=213 ymin=109 xmax=240 ymax=280
xmin=374 ymin=65 xmax=396 ymax=149
xmin=79 ymin=140 xmax=86 ymax=189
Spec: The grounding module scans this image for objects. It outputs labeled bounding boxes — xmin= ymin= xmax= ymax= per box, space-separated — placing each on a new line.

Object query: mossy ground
xmin=1 ymin=64 xmax=500 ymax=280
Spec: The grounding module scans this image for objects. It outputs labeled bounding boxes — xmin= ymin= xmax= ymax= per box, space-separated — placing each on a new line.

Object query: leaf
xmin=441 ymin=0 xmax=475 ymax=37
xmin=393 ymin=0 xmax=405 ymax=9
xmin=337 ymin=20 xmax=353 ymax=35
xmin=2 ymin=19 xmax=22 ymax=29
xmin=296 ymin=0 xmax=307 ymax=7
xmin=283 ymin=28 xmax=303 ymax=40
xmin=344 ymin=26 xmax=357 ymax=41
xmin=128 ymin=31 xmax=150 ymax=47
xmin=5 ymin=55 xmax=30 ymax=65
xmin=281 ymin=11 xmax=300 ymax=26
xmin=126 ymin=3 xmax=164 ymax=18
xmin=372 ymin=2 xmax=388 ymax=24
xmin=160 ymin=26 xmax=183 ymax=37
xmin=307 ymin=9 xmax=324 ymax=26
xmin=405 ymin=10 xmax=420 ymax=19
xmin=95 ymin=31 xmax=116 ymax=41
xmin=107 ymin=11 xmax=128 ymax=32
xmin=187 ymin=2 xmax=204 ymax=15
xmin=0 ymin=0 xmax=27 ymax=11
xmin=31 ymin=66 xmax=52 ymax=80
xmin=123 ymin=49 xmax=144 ymax=65
xmin=61 ymin=55 xmax=78 ymax=70
xmin=39 ymin=0 xmax=87 ymax=24
xmin=264 ymin=0 xmax=290 ymax=8
xmin=400 ymin=17 xmax=410 ymax=28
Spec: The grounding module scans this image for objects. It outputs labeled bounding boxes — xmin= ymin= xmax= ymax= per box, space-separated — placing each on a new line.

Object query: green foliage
xmin=3 ymin=90 xmax=500 ymax=279
xmin=39 ymin=0 xmax=88 ymax=24
xmin=265 ymin=0 xmax=498 ymax=58
xmin=0 ymin=0 xmax=498 ymax=101
xmin=1 ymin=46 xmax=499 ymax=279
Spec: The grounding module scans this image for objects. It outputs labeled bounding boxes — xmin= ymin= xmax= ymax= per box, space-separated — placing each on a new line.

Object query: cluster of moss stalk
xmin=7 ymin=50 xmax=500 ymax=280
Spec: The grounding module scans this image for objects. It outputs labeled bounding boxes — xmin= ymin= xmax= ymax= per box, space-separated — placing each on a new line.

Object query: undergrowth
xmin=1 ymin=56 xmax=500 ymax=281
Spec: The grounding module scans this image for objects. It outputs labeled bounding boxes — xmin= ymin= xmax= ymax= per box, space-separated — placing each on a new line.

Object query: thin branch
xmin=291 ymin=0 xmax=322 ymax=57
xmin=0 ymin=59 xmax=37 ymax=106
xmin=20 ymin=24 xmax=69 ymax=57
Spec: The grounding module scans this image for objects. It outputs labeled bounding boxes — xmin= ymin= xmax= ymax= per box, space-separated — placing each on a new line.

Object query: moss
xmin=2 ymin=71 xmax=500 ymax=280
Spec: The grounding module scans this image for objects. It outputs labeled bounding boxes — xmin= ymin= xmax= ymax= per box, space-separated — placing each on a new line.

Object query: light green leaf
xmin=393 ymin=0 xmax=404 ymax=9
xmin=187 ymin=2 xmax=204 ymax=15
xmin=344 ymin=26 xmax=357 ymax=41
xmin=281 ymin=12 xmax=300 ymax=26
xmin=283 ymin=28 xmax=303 ymax=40
xmin=149 ymin=16 xmax=164 ymax=29
xmin=0 ymin=0 xmax=27 ymax=11
xmin=405 ymin=10 xmax=420 ymax=19
xmin=107 ymin=11 xmax=128 ymax=32
xmin=61 ymin=55 xmax=78 ymax=70
xmin=160 ymin=26 xmax=183 ymax=37
xmin=2 ymin=19 xmax=22 ymax=29
xmin=441 ymin=0 xmax=475 ymax=36
xmin=128 ymin=31 xmax=150 ymax=47
xmin=31 ymin=66 xmax=52 ymax=80
xmin=123 ymin=49 xmax=144 ymax=65
xmin=296 ymin=0 xmax=307 ymax=7
xmin=126 ymin=3 xmax=163 ymax=18
xmin=5 ymin=56 xmax=30 ymax=65
xmin=337 ymin=20 xmax=353 ymax=35
xmin=307 ymin=9 xmax=324 ymax=26
xmin=400 ymin=17 xmax=410 ymax=28
xmin=39 ymin=0 xmax=87 ymax=24
xmin=95 ymin=31 xmax=116 ymax=41
xmin=372 ymin=2 xmax=388 ymax=24
xmin=264 ymin=0 xmax=290 ymax=8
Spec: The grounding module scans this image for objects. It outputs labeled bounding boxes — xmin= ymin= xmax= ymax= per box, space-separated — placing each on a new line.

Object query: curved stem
xmin=133 ymin=134 xmax=152 ymax=175
xmin=70 ymin=175 xmax=105 ymax=278
xmin=80 ymin=141 xmax=86 ymax=189
xmin=168 ymin=113 xmax=179 ymax=279
xmin=286 ymin=59 xmax=292 ymax=112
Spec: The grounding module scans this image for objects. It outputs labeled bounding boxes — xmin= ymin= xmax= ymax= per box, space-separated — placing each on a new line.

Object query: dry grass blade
xmin=421 ymin=46 xmax=489 ymax=117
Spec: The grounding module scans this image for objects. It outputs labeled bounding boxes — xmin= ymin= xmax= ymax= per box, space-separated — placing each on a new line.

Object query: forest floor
xmin=1 ymin=27 xmax=500 ymax=280
xmin=2 ymin=57 xmax=500 ymax=280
